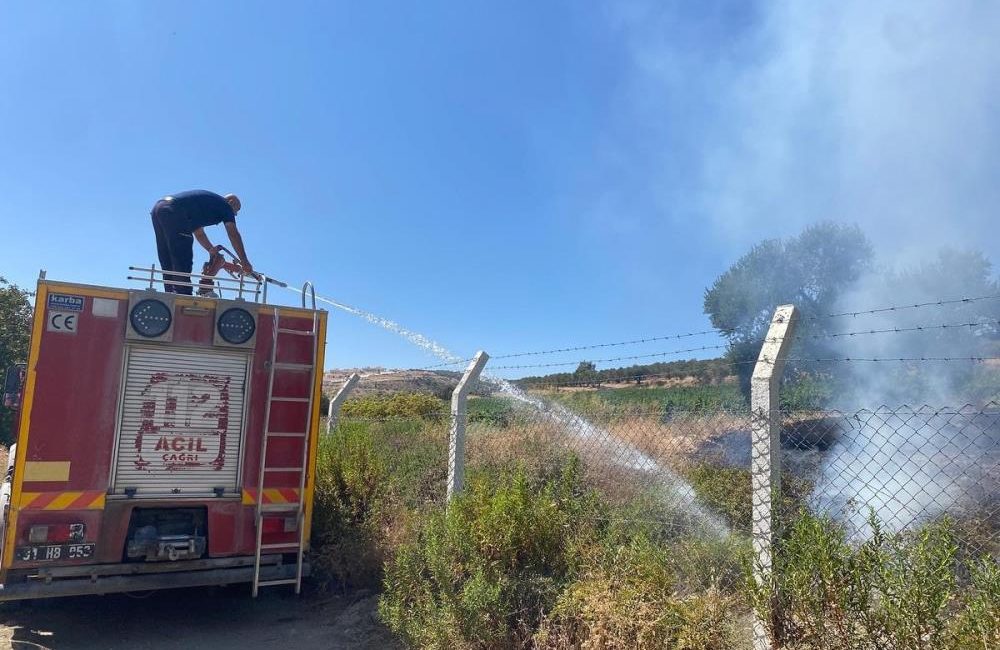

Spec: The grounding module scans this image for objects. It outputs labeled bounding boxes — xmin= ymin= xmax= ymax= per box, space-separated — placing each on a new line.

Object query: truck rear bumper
xmin=0 ymin=558 xmax=308 ymax=601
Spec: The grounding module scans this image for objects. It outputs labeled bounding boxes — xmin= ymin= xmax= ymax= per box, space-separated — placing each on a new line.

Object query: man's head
xmin=224 ymin=193 xmax=242 ymax=214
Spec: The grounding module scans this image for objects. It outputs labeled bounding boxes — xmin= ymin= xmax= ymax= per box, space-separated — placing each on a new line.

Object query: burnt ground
xmin=0 ymin=584 xmax=403 ymax=650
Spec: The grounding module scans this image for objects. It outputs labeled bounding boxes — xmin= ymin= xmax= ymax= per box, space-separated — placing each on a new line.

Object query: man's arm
xmin=192 ymin=228 xmax=217 ymax=254
xmin=224 ymin=222 xmax=254 ymax=275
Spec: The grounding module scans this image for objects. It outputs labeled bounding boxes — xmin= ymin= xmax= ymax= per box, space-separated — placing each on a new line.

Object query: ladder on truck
xmin=252 ymin=303 xmax=319 ymax=597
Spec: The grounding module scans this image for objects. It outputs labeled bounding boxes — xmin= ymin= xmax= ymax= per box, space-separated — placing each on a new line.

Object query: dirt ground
xmin=0 ymin=585 xmax=402 ymax=649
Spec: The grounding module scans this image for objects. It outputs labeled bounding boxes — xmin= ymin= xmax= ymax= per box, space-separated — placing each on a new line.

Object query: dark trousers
xmin=150 ymin=200 xmax=194 ymax=295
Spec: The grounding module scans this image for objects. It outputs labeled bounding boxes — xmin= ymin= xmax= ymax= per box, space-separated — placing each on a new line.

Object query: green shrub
xmin=683 ymin=465 xmax=812 ymax=536
xmin=779 ymin=375 xmax=835 ymax=411
xmin=536 ymin=516 xmax=744 ymax=650
xmin=685 ymin=465 xmax=751 ymax=531
xmin=310 ymin=418 xmax=448 ymax=590
xmin=311 ymin=422 xmax=390 ymax=589
xmin=552 ymin=385 xmax=746 ymax=416
xmin=379 ymin=463 xmax=588 ymax=648
xmin=468 ymin=397 xmax=515 ymax=427
xmin=952 ymin=558 xmax=1000 ymax=648
xmin=745 ymin=510 xmax=1000 ymax=649
xmin=379 ymin=460 xmax=748 ymax=649
xmin=341 ymin=392 xmax=447 ymax=420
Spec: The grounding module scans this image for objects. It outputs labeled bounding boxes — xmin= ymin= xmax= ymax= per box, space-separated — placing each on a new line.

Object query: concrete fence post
xmin=326 ymin=373 xmax=360 ymax=434
xmin=751 ymin=304 xmax=798 ymax=650
xmin=447 ymin=351 xmax=489 ymax=502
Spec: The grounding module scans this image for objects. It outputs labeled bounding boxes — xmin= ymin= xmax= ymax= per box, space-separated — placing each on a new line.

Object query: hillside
xmin=323 ymin=368 xmax=463 ymax=399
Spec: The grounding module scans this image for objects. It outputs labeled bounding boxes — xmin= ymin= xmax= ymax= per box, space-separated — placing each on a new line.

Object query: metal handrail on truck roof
xmin=127 ymin=265 xmax=306 ymax=306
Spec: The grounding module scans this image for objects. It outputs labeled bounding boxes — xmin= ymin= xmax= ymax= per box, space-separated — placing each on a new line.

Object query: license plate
xmin=16 ymin=543 xmax=95 ymax=562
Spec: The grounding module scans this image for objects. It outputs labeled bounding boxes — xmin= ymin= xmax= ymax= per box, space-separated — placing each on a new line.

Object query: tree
xmin=0 ymin=277 xmax=32 ymax=444
xmin=573 ymin=361 xmax=598 ymax=387
xmin=703 ymin=223 xmax=875 ymax=400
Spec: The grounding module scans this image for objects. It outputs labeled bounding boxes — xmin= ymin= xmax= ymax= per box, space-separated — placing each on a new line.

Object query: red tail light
xmin=28 ymin=523 xmax=85 ymax=544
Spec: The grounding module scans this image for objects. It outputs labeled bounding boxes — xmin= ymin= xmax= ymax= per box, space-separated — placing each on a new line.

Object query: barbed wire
xmin=768 ymin=319 xmax=1000 ymax=343
xmin=492 ymin=329 xmax=717 ymax=359
xmin=420 ymin=329 xmax=720 ymax=369
xmin=492 ymin=346 xmax=998 ymax=373
xmin=488 ymin=343 xmax=731 ymax=371
xmin=420 ymin=294 xmax=1000 ymax=371
xmin=806 ymin=293 xmax=1000 ymax=321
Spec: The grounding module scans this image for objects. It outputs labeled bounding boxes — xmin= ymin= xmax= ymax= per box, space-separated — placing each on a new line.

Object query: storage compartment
xmin=112 ymin=345 xmax=251 ymax=497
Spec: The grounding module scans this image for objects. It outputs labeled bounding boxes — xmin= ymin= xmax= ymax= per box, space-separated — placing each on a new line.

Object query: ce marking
xmin=47 ymin=311 xmax=78 ymax=334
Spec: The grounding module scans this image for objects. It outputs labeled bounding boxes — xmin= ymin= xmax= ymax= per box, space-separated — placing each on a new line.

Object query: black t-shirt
xmin=169 ymin=190 xmax=236 ymax=231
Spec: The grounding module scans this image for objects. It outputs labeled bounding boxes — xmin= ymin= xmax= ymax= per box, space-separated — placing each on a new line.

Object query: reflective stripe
xmin=242 ymin=488 xmax=300 ymax=505
xmin=20 ymin=491 xmax=105 ymax=510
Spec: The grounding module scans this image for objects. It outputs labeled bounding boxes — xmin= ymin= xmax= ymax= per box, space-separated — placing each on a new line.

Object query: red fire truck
xmin=0 ymin=268 xmax=327 ymax=601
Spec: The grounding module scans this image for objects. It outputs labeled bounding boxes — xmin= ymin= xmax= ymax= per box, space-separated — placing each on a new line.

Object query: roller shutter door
xmin=112 ymin=345 xmax=250 ymax=497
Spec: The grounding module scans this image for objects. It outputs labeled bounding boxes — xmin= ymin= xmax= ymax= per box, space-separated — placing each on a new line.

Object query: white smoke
xmin=809 ymin=263 xmax=999 ymax=536
xmin=608 ymin=0 xmax=1000 ymax=537
xmin=605 ymin=0 xmax=1000 ymax=259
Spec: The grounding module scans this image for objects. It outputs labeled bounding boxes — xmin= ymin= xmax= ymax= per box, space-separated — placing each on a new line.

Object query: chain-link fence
xmin=466 ymin=398 xmax=753 ymax=533
xmin=462 ymin=396 xmax=998 ymax=553
xmin=318 ymin=373 xmax=998 ymax=647
xmin=319 ymin=292 xmax=999 ymax=647
xmin=783 ymin=403 xmax=1000 ymax=555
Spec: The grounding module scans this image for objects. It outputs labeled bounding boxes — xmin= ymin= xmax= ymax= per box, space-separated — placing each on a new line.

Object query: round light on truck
xmin=217 ymin=307 xmax=256 ymax=345
xmin=129 ymin=299 xmax=172 ymax=338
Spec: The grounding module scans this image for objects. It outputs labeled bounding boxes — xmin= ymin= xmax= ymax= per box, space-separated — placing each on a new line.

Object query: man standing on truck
xmin=150 ymin=190 xmax=255 ymax=294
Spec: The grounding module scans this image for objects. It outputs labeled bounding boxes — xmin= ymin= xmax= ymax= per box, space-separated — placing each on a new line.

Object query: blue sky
xmin=2 ymin=2 xmax=999 ymax=376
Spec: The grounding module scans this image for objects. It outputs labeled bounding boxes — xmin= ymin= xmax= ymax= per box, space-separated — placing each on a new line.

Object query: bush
xmin=535 ymin=522 xmax=742 ymax=650
xmin=310 ymin=418 xmax=448 ymax=590
xmin=552 ymin=385 xmax=746 ymax=415
xmin=341 ymin=392 xmax=447 ymax=420
xmin=379 ymin=460 xmax=747 ymax=649
xmin=379 ymin=463 xmax=587 ymax=647
xmin=745 ymin=510 xmax=1000 ymax=649
xmin=682 ymin=464 xmax=813 ymax=537
xmin=779 ymin=375 xmax=835 ymax=411
xmin=311 ymin=422 xmax=390 ymax=589
xmin=685 ymin=465 xmax=751 ymax=531
xmin=954 ymin=558 xmax=1000 ymax=648
xmin=468 ymin=397 xmax=515 ymax=427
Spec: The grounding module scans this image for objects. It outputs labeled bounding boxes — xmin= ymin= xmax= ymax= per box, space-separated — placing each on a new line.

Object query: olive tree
xmin=703 ymin=223 xmax=874 ymax=400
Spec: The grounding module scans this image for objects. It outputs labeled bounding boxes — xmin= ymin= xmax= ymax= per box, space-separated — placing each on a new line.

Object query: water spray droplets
xmin=294 ymin=287 xmax=730 ymax=538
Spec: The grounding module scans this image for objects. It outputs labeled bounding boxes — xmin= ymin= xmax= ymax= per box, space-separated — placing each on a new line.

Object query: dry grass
xmin=534 ymin=577 xmax=747 ymax=650
xmin=606 ymin=413 xmax=748 ymax=470
xmin=467 ymin=413 xmax=747 ymax=470
xmin=464 ymin=412 xmax=754 ymax=511
xmin=466 ymin=419 xmax=653 ymax=504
